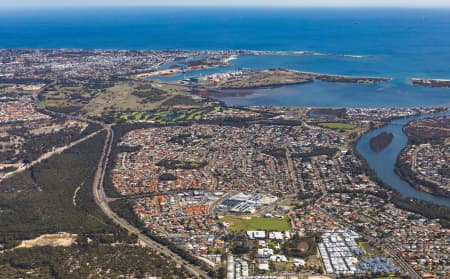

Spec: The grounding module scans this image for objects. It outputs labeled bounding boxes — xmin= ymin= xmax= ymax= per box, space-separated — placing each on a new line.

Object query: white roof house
xmin=247 ymin=230 xmax=266 ymax=240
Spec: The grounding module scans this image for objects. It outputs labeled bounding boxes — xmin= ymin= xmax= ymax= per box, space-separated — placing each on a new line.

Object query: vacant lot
xmin=14 ymin=233 xmax=77 ymax=249
xmin=283 ymin=235 xmax=318 ymax=258
xmin=220 ymin=216 xmax=291 ymax=232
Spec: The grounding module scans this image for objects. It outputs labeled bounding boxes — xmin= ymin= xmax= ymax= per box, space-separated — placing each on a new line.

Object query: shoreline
xmin=395 ymin=159 xmax=450 ymax=199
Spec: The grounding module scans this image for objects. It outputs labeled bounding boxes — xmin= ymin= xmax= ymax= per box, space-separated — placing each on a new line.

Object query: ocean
xmin=1 ymin=7 xmax=450 ymax=107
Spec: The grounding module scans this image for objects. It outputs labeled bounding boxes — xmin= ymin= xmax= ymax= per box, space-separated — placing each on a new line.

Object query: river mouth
xmin=356 ymin=110 xmax=450 ymax=208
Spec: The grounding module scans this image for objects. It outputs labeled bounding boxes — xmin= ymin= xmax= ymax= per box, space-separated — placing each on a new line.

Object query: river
xmin=356 ymin=110 xmax=450 ymax=208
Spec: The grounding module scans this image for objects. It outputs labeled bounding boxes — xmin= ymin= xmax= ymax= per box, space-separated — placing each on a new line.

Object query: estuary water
xmin=356 ymin=110 xmax=450 ymax=207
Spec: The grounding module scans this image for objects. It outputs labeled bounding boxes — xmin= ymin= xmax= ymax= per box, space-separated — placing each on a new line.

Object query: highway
xmin=91 ymin=127 xmax=211 ymax=279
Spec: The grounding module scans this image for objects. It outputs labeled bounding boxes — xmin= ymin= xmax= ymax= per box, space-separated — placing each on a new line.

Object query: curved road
xmin=92 ymin=127 xmax=211 ymax=279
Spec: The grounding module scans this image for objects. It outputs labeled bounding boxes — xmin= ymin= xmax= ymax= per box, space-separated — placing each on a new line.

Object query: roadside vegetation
xmin=0 ymin=128 xmax=193 ymax=279
xmin=0 ymin=118 xmax=100 ymax=165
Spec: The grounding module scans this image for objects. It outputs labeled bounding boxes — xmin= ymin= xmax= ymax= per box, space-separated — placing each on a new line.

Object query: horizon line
xmin=2 ymin=5 xmax=450 ymax=8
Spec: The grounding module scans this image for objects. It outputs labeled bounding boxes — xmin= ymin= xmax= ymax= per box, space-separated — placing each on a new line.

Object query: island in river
xmin=370 ymin=132 xmax=394 ymax=152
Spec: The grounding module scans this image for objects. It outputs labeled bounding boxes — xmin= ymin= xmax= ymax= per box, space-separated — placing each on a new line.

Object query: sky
xmin=2 ymin=0 xmax=450 ymax=7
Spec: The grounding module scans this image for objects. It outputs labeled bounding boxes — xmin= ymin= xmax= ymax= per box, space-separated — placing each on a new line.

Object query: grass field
xmin=318 ymin=122 xmax=357 ymax=129
xmin=220 ymin=216 xmax=291 ymax=232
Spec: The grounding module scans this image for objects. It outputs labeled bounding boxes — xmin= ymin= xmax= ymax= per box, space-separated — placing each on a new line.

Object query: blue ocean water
xmin=1 ymin=7 xmax=449 ymax=107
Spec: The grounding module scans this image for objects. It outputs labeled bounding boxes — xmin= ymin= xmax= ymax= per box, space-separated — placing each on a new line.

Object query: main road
xmin=92 ymin=126 xmax=211 ymax=279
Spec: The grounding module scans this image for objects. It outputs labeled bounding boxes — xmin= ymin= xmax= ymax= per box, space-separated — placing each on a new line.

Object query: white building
xmin=247 ymin=230 xmax=266 ymax=240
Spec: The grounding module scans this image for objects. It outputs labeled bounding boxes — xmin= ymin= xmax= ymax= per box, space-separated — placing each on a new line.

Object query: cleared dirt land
xmin=14 ymin=233 xmax=77 ymax=249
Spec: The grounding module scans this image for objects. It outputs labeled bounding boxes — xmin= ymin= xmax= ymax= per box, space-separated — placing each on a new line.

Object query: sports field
xmin=220 ymin=216 xmax=291 ymax=232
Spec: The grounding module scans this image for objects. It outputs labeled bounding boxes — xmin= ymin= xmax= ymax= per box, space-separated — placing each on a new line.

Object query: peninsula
xmin=184 ymin=68 xmax=392 ymax=92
